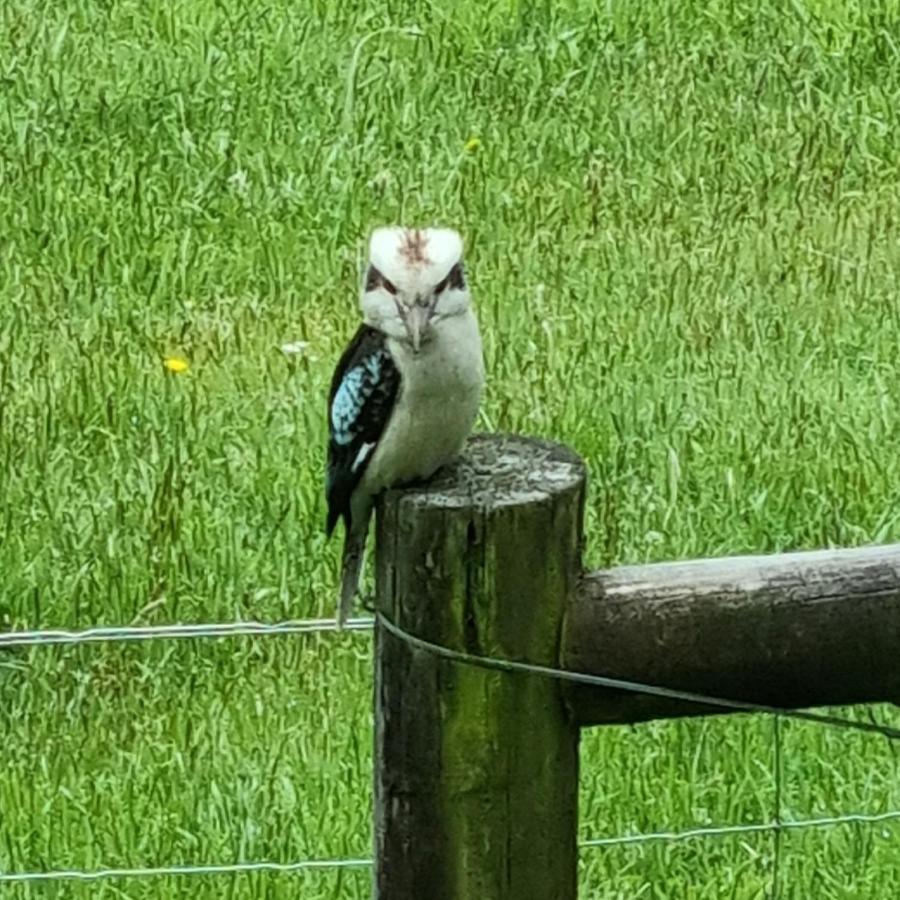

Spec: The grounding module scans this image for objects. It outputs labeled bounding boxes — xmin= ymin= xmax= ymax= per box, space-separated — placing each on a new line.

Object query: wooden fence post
xmin=374 ymin=434 xmax=586 ymax=900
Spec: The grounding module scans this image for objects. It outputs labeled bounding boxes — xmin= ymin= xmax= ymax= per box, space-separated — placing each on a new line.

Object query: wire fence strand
xmin=9 ymin=612 xmax=897 ymax=742
xmin=578 ymin=808 xmax=900 ymax=848
xmin=376 ymin=613 xmax=900 ymax=742
xmin=0 ymin=858 xmax=372 ymax=884
xmin=0 ymin=617 xmax=374 ymax=648
xmin=772 ymin=715 xmax=784 ymax=899
xmin=3 ymin=810 xmax=899 ymax=884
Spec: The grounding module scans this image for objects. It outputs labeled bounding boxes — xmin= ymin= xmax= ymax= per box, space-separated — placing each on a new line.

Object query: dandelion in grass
xmin=163 ymin=356 xmax=189 ymax=374
xmin=464 ymin=136 xmax=481 ymax=153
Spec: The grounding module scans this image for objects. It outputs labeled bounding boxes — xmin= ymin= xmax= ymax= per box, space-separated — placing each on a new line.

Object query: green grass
xmin=2 ymin=0 xmax=900 ymax=896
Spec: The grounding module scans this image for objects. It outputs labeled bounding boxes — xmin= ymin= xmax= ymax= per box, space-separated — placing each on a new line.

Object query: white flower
xmin=280 ymin=341 xmax=310 ymax=356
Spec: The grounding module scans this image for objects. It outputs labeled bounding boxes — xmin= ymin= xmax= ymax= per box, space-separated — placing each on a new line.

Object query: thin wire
xmin=0 ymin=858 xmax=371 ymax=884
xmin=0 ymin=617 xmax=374 ymax=648
xmin=579 ymin=809 xmax=900 ymax=848
xmin=771 ymin=715 xmax=783 ymax=900
xmin=376 ymin=613 xmax=900 ymax=742
xmin=3 ymin=810 xmax=899 ymax=884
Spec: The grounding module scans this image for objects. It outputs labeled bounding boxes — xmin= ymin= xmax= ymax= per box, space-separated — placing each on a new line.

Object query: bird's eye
xmin=365 ymin=265 xmax=398 ymax=295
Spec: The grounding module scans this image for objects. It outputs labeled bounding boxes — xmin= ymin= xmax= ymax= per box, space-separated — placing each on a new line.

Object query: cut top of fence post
xmin=376 ymin=432 xmax=586 ymax=650
xmin=385 ymin=431 xmax=586 ymax=509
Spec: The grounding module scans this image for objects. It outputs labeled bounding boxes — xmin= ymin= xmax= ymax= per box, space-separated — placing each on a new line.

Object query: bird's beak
xmin=404 ymin=303 xmax=433 ymax=353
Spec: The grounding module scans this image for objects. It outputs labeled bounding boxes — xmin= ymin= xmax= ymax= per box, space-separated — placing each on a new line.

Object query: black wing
xmin=325 ymin=324 xmax=400 ymax=536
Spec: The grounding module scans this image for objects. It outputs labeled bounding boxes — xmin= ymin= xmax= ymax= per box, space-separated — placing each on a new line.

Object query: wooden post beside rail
xmin=373 ymin=434 xmax=586 ymax=900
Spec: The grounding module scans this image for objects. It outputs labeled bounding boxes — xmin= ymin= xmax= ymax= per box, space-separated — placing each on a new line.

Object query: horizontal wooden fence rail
xmin=372 ymin=433 xmax=900 ymax=900
xmin=565 ymin=543 xmax=900 ymax=725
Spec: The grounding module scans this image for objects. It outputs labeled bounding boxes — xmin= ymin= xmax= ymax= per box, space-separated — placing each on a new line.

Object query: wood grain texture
xmin=374 ymin=433 xmax=585 ymax=900
xmin=565 ymin=544 xmax=900 ymax=725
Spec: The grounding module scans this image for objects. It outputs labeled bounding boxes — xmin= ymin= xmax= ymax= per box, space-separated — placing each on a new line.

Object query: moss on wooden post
xmin=374 ymin=433 xmax=586 ymax=900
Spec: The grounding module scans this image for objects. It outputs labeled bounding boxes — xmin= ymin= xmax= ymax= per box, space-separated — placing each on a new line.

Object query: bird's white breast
xmin=361 ymin=310 xmax=484 ymax=495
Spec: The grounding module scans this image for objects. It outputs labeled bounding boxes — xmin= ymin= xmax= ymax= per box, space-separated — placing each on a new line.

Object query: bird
xmin=326 ymin=226 xmax=484 ymax=626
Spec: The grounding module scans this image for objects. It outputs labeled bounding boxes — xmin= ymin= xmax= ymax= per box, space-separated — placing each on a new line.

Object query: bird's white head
xmin=360 ymin=226 xmax=471 ymax=353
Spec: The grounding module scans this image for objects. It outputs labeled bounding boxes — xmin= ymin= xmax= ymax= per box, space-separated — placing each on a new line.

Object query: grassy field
xmin=2 ymin=0 xmax=900 ymax=897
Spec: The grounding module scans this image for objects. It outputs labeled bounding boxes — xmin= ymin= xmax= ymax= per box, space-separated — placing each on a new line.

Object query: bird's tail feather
xmin=338 ymin=529 xmax=366 ymax=627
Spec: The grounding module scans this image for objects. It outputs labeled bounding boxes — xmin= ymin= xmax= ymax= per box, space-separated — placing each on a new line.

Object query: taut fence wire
xmin=378 ymin=613 xmax=900 ymax=742
xmin=0 ymin=616 xmax=373 ymax=647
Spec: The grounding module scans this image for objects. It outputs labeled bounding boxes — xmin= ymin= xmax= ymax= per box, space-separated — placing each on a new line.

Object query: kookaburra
xmin=326 ymin=227 xmax=484 ymax=625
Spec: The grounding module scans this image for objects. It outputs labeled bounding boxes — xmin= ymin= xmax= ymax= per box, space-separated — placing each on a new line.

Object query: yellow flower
xmin=464 ymin=136 xmax=481 ymax=153
xmin=163 ymin=356 xmax=189 ymax=374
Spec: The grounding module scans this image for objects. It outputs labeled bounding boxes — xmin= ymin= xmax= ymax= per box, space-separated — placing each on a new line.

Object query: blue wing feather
xmin=330 ymin=354 xmax=385 ymax=445
xmin=325 ymin=325 xmax=400 ymax=535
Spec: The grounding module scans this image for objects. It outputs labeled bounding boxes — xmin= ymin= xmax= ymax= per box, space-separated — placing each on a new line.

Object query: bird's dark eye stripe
xmin=365 ymin=265 xmax=398 ymax=295
xmin=435 ymin=263 xmax=465 ymax=294
xmin=448 ymin=262 xmax=465 ymax=290
xmin=364 ymin=265 xmax=381 ymax=292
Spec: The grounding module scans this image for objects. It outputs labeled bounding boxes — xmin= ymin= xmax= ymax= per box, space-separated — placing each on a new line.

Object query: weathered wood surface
xmin=564 ymin=544 xmax=900 ymax=725
xmin=374 ymin=434 xmax=585 ymax=900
